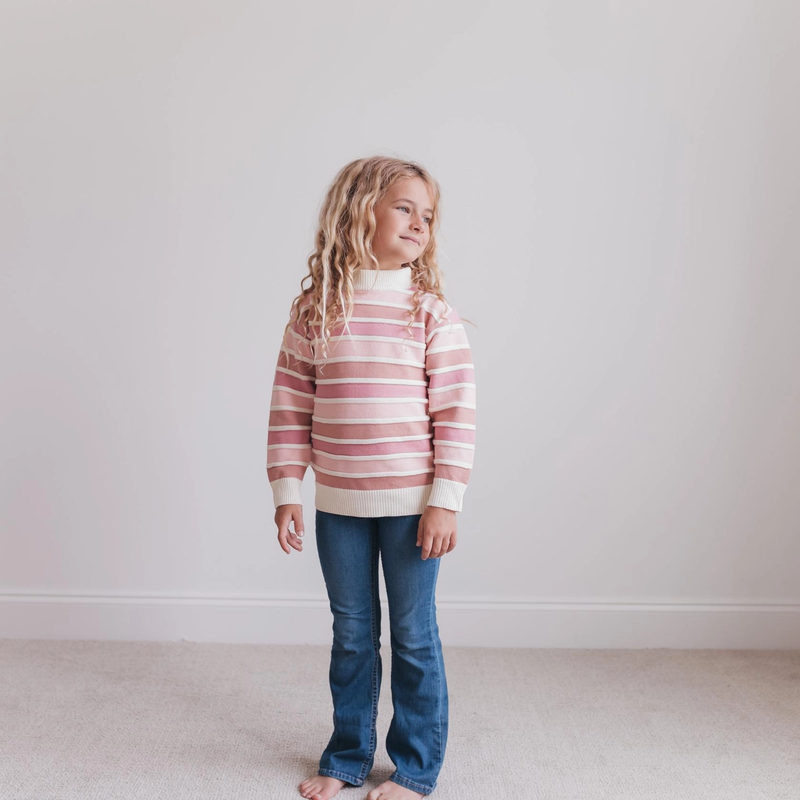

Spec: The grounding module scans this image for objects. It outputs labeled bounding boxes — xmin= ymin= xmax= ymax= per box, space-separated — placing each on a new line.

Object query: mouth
xmin=400 ymin=236 xmax=420 ymax=245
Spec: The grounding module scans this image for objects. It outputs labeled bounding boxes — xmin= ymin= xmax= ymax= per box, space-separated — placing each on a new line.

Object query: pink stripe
xmin=428 ymin=367 xmax=474 ymax=385
xmin=318 ymin=383 xmax=426 ymax=399
xmin=314 ymin=401 xmax=427 ymax=421
xmin=317 ymin=438 xmax=432 ymax=457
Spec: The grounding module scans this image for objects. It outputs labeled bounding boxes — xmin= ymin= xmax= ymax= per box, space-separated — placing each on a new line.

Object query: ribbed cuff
xmin=271 ymin=477 xmax=303 ymax=507
xmin=425 ymin=477 xmax=466 ymax=512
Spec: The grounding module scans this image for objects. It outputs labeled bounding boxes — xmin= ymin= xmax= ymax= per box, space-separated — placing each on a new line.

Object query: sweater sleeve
xmin=266 ymin=308 xmax=316 ymax=508
xmin=424 ymin=301 xmax=476 ymax=512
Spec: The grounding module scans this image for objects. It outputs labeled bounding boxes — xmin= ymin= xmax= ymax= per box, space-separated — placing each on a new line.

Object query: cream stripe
xmin=275 ymin=366 xmax=315 ymax=381
xmin=426 ymin=322 xmax=463 ymax=342
xmin=311 ymin=432 xmax=432 ymax=444
xmin=427 ymin=343 xmax=471 ymax=355
xmin=432 ymin=440 xmax=476 ymax=449
xmin=314 ymin=396 xmax=427 ymax=405
xmin=316 ymin=377 xmax=427 ymax=386
xmin=271 ymin=386 xmax=314 ymax=399
xmin=320 ymin=355 xmax=423 ymax=367
xmin=433 ymin=459 xmax=473 ymax=468
xmin=427 ymin=363 xmax=474 ymax=374
xmin=350 ymin=299 xmax=452 ymax=323
xmin=429 ymin=401 xmax=476 ymax=412
xmin=313 ymin=464 xmax=435 ymax=478
xmin=280 ymin=345 xmax=314 ymax=364
xmin=313 ymin=334 xmax=425 ymax=349
xmin=312 ymin=414 xmax=429 ymax=424
xmin=342 ymin=316 xmax=425 ymax=326
xmin=312 ymin=448 xmax=432 ymax=460
xmin=428 ymin=382 xmax=475 ymax=393
xmin=268 ymin=424 xmax=312 ymax=431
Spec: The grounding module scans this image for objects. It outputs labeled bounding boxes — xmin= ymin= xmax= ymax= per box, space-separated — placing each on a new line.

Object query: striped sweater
xmin=266 ymin=265 xmax=476 ymax=517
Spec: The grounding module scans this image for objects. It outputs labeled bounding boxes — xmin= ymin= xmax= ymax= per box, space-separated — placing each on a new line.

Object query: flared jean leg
xmin=379 ymin=513 xmax=449 ymax=795
xmin=315 ymin=510 xmax=382 ymax=787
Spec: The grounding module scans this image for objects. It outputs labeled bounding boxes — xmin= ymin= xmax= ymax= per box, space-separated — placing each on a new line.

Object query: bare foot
xmin=366 ymin=779 xmax=425 ymax=800
xmin=299 ymin=775 xmax=347 ymax=800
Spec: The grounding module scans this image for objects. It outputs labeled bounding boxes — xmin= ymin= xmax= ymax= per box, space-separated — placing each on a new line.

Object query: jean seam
xmin=391 ymin=771 xmax=434 ymax=794
xmin=318 ymin=768 xmax=363 ymax=786
xmin=358 ymin=530 xmax=380 ymax=782
xmin=430 ymin=564 xmax=443 ymax=780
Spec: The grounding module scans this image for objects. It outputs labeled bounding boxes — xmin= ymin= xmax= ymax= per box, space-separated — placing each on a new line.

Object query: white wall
xmin=2 ymin=1 xmax=798 ymax=647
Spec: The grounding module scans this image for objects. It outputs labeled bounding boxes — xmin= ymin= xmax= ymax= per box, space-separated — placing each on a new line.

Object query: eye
xmin=398 ymin=206 xmax=431 ymax=225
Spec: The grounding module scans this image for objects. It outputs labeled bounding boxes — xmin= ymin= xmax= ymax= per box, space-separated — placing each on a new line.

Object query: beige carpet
xmin=0 ymin=640 xmax=798 ymax=799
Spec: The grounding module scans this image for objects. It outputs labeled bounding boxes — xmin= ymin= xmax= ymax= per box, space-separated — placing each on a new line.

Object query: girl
xmin=266 ymin=156 xmax=476 ymax=800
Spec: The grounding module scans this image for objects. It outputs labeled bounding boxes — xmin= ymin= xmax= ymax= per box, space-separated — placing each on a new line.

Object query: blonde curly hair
xmin=280 ymin=155 xmax=457 ymax=374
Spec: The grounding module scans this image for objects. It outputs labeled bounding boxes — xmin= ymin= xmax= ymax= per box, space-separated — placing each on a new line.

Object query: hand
xmin=275 ymin=503 xmax=305 ymax=554
xmin=416 ymin=506 xmax=458 ymax=560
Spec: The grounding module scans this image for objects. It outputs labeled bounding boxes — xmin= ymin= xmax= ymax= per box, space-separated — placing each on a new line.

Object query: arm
xmin=266 ymin=309 xmax=316 ymax=508
xmin=424 ymin=302 xmax=476 ymax=512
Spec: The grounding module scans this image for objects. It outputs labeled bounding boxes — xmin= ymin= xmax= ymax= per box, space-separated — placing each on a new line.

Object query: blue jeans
xmin=314 ymin=509 xmax=449 ymax=795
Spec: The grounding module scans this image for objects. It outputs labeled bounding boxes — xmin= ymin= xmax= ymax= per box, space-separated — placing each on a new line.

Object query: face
xmin=371 ymin=177 xmax=435 ymax=269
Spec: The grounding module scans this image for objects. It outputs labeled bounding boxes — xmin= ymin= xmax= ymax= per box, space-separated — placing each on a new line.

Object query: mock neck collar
xmin=352 ymin=265 xmax=413 ymax=291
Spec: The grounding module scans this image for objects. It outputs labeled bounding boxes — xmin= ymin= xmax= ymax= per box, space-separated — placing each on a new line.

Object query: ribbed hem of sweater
xmin=315 ymin=478 xmax=466 ymax=517
xmin=272 ymin=476 xmax=467 ymax=516
xmin=352 ymin=265 xmax=414 ymax=291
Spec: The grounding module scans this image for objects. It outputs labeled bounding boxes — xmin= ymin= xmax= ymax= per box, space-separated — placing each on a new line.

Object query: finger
xmin=421 ymin=534 xmax=434 ymax=560
xmin=278 ymin=519 xmax=302 ymax=553
xmin=288 ymin=530 xmax=303 ymax=551
xmin=288 ymin=530 xmax=304 ymax=548
xmin=276 ymin=528 xmax=291 ymax=554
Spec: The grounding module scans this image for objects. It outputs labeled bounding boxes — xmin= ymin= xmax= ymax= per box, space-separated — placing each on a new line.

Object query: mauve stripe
xmin=274 ymin=372 xmax=315 ymax=392
xmin=267 ymin=464 xmax=306 ymax=480
xmin=431 ymin=409 xmax=476 ymax=428
xmin=430 ymin=464 xmax=471 ymax=482
xmin=433 ymin=426 xmax=475 ymax=444
xmin=270 ymin=430 xmax=312 ymax=446
xmin=270 ymin=412 xmax=312 ymax=429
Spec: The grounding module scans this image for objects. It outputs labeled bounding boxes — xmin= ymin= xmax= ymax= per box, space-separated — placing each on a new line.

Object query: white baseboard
xmin=1 ymin=592 xmax=798 ymax=649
